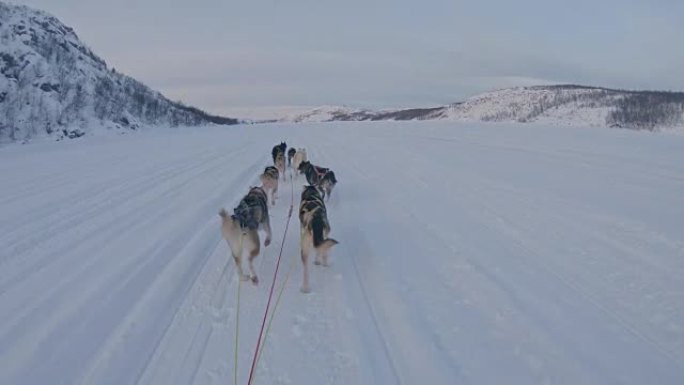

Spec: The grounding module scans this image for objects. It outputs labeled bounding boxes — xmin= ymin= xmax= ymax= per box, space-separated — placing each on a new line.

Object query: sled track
xmin=1 ymin=122 xmax=683 ymax=385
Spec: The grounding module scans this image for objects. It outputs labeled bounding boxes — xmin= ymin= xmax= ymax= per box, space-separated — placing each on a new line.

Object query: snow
xmin=280 ymin=86 xmax=684 ymax=131
xmin=279 ymin=106 xmax=370 ymax=123
xmin=220 ymin=106 xmax=323 ymax=122
xmin=439 ymin=87 xmax=616 ymax=126
xmin=1 ymin=121 xmax=683 ymax=385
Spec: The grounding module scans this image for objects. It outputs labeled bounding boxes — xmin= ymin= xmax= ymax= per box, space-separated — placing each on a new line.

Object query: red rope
xmin=246 ymin=173 xmax=295 ymax=385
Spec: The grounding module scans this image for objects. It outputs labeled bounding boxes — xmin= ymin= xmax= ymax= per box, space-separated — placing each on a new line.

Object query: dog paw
xmin=240 ymin=274 xmax=250 ymax=282
xmin=314 ymin=260 xmax=321 ymax=266
xmin=264 ymin=238 xmax=271 ymax=247
xmin=251 ymin=275 xmax=259 ymax=285
xmin=300 ymin=286 xmax=311 ymax=294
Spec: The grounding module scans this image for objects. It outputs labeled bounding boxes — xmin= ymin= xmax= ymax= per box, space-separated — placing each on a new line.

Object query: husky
xmin=219 ymin=187 xmax=272 ymax=285
xmin=298 ymin=161 xmax=337 ymax=200
xmin=319 ymin=170 xmax=337 ymax=201
xmin=274 ymin=151 xmax=286 ymax=180
xmin=259 ymin=166 xmax=279 ymax=206
xmin=271 ymin=142 xmax=287 ymax=163
xmin=299 ymin=185 xmax=338 ymax=293
xmin=292 ymin=148 xmax=307 ymax=175
xmin=287 ymin=148 xmax=297 ymax=167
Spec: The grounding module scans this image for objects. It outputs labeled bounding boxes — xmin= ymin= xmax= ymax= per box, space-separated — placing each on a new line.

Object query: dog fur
xmin=271 ymin=142 xmax=286 ymax=163
xmin=219 ymin=187 xmax=272 ymax=285
xmin=299 ymin=185 xmax=338 ymax=293
xmin=259 ymin=166 xmax=279 ymax=206
xmin=297 ymin=161 xmax=337 ymax=200
xmin=319 ymin=170 xmax=337 ymax=201
xmin=274 ymin=151 xmax=286 ymax=180
xmin=287 ymin=148 xmax=297 ymax=167
xmin=292 ymin=148 xmax=307 ymax=175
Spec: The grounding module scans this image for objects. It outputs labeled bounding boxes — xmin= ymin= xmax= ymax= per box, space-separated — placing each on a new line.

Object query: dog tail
xmin=316 ymin=238 xmax=338 ymax=253
xmin=219 ymin=208 xmax=229 ymax=220
xmin=312 ymin=215 xmax=338 ymax=251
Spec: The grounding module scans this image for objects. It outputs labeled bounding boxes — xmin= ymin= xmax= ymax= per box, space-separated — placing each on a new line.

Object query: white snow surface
xmin=1 ymin=121 xmax=683 ymax=385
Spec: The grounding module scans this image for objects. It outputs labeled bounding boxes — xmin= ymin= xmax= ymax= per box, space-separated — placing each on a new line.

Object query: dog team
xmin=219 ymin=142 xmax=338 ymax=293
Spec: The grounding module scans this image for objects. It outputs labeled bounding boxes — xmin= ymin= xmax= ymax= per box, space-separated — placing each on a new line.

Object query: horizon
xmin=11 ymin=0 xmax=684 ymax=120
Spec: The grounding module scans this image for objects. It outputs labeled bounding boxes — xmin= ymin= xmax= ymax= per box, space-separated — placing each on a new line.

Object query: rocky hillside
xmin=0 ymin=2 xmax=237 ymax=143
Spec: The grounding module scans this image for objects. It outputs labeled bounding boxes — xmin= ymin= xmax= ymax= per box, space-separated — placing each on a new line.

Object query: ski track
xmin=0 ymin=148 xmax=245 ymax=294
xmin=1 ymin=122 xmax=683 ymax=385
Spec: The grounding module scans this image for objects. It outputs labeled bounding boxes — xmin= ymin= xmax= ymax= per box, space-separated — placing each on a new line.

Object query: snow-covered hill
xmin=440 ymin=85 xmax=622 ymax=126
xmin=439 ymin=85 xmax=684 ymax=129
xmin=0 ymin=2 xmax=237 ymax=143
xmin=283 ymin=85 xmax=684 ymax=130
xmin=279 ymin=105 xmax=446 ymax=123
xmin=279 ymin=106 xmax=375 ymax=123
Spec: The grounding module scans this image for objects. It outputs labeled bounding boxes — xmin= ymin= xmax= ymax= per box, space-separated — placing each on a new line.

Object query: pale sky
xmin=15 ymin=0 xmax=684 ymax=119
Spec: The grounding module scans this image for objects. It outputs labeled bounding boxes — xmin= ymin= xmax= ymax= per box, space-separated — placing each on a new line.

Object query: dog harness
xmin=311 ymin=165 xmax=329 ymax=180
xmin=233 ymin=192 xmax=266 ymax=230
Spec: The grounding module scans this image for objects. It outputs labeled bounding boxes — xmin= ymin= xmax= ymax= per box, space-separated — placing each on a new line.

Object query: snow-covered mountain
xmin=0 ymin=2 xmax=237 ymax=143
xmin=282 ymin=85 xmax=684 ymax=130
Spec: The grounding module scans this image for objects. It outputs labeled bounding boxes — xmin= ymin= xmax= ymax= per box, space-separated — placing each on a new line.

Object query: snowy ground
xmin=1 ymin=121 xmax=683 ymax=385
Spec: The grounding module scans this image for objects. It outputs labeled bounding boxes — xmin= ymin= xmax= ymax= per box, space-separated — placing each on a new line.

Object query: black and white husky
xmin=271 ymin=142 xmax=286 ymax=163
xmin=287 ymin=148 xmax=297 ymax=167
xmin=272 ymin=142 xmax=287 ymax=180
xmin=219 ymin=187 xmax=272 ymax=285
xmin=299 ymin=185 xmax=338 ymax=293
xmin=298 ymin=161 xmax=337 ymax=200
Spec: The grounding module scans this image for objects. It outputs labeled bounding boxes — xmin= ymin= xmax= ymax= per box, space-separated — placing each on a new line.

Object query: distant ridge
xmin=281 ymin=85 xmax=684 ymax=131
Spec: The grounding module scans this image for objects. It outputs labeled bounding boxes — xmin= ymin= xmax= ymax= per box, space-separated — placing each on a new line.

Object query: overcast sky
xmin=16 ymin=0 xmax=684 ymax=118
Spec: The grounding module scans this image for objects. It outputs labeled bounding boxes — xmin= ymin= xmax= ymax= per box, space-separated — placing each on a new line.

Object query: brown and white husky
xmin=274 ymin=151 xmax=286 ymax=180
xmin=219 ymin=187 xmax=272 ymax=285
xmin=292 ymin=148 xmax=307 ymax=176
xmin=260 ymin=166 xmax=279 ymax=206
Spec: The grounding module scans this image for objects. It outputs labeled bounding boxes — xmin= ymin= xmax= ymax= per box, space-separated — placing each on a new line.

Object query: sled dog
xmin=292 ymin=148 xmax=307 ymax=174
xmin=271 ymin=142 xmax=287 ymax=163
xmin=260 ymin=166 xmax=279 ymax=206
xmin=298 ymin=161 xmax=337 ymax=200
xmin=274 ymin=151 xmax=286 ymax=180
xmin=287 ymin=148 xmax=297 ymax=167
xmin=299 ymin=185 xmax=338 ymax=293
xmin=219 ymin=187 xmax=272 ymax=284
